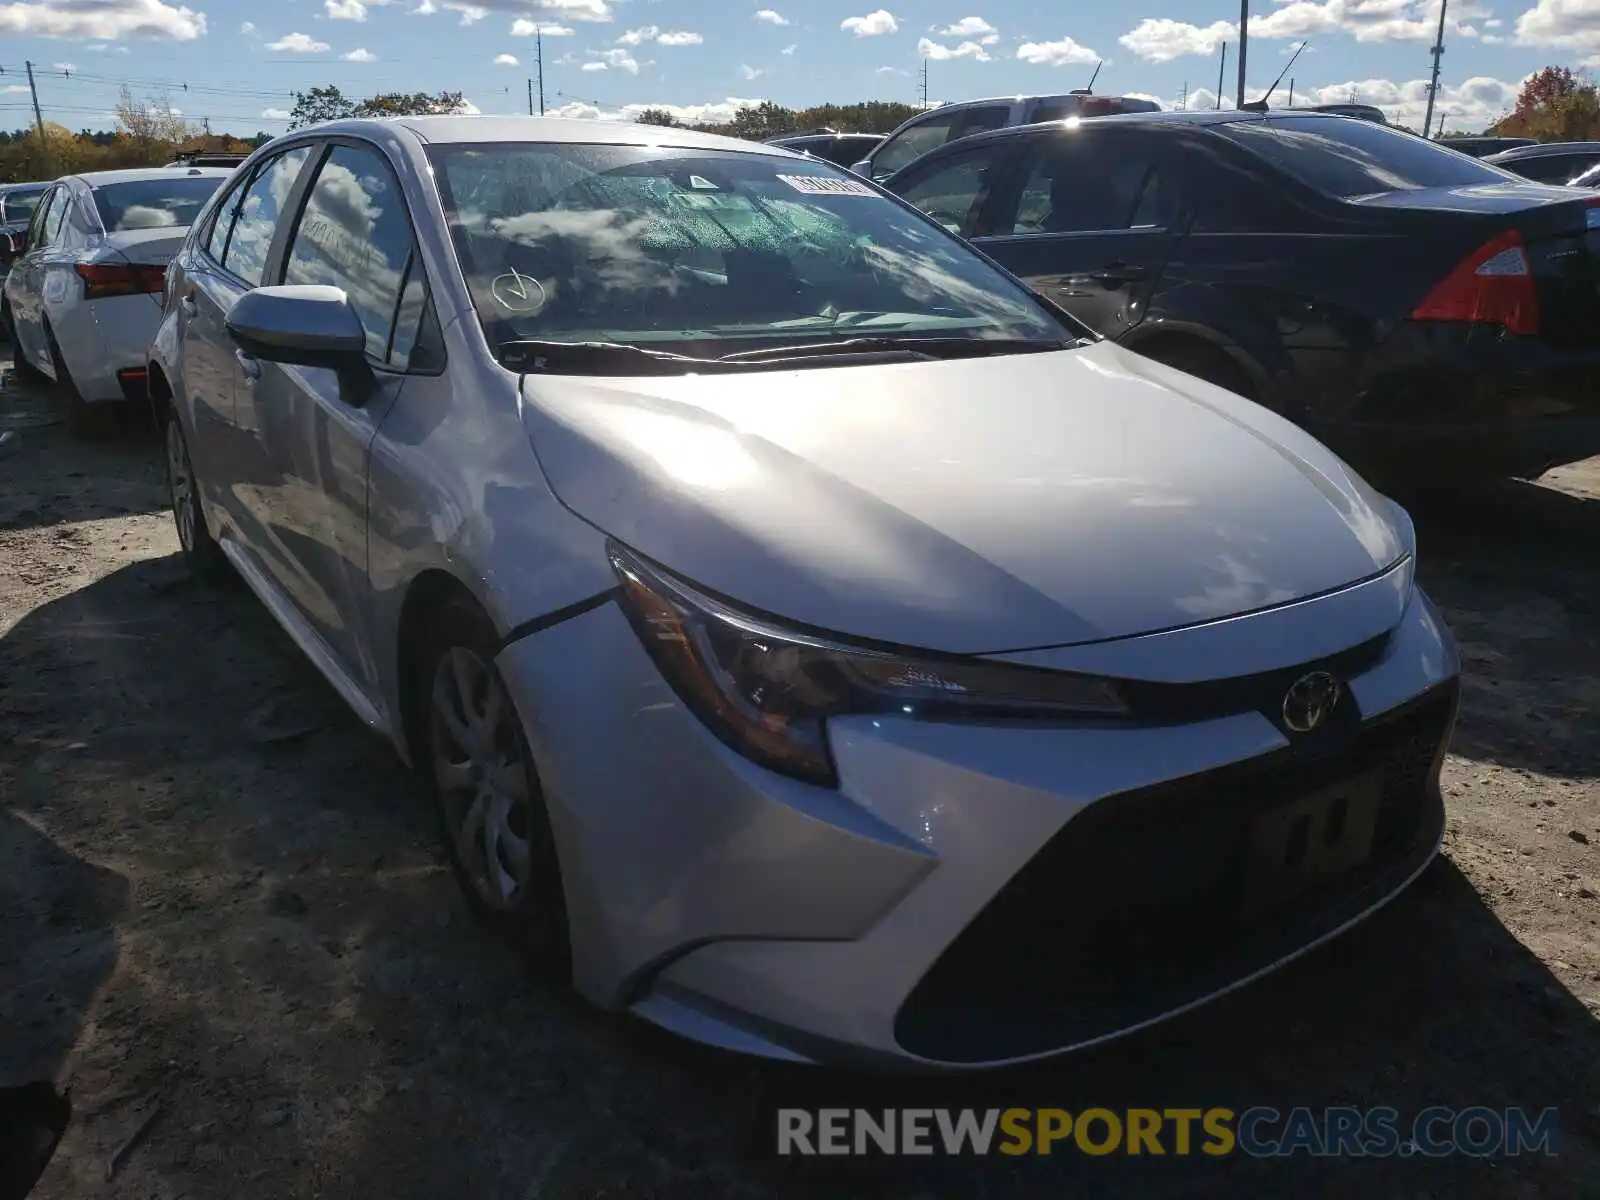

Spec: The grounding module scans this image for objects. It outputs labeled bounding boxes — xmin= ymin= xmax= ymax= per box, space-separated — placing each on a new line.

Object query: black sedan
xmin=1482 ymin=141 xmax=1600 ymax=186
xmin=884 ymin=110 xmax=1600 ymax=485
xmin=764 ymin=131 xmax=884 ymax=171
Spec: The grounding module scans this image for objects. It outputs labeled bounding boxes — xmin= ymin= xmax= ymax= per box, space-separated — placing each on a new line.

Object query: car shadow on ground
xmin=3 ymin=539 xmax=1596 ymax=1197
xmin=0 ymin=395 xmax=164 ymax=535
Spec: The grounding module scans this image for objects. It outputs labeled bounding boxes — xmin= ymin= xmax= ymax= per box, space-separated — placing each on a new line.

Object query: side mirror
xmin=849 ymin=158 xmax=872 ymax=177
xmin=225 ymin=284 xmax=375 ymax=404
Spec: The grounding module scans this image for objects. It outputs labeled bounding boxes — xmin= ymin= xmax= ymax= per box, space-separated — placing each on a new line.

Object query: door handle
xmin=178 ymin=294 xmax=197 ymax=317
xmin=1078 ymin=262 xmax=1149 ymax=285
xmin=235 ymin=349 xmax=261 ymax=382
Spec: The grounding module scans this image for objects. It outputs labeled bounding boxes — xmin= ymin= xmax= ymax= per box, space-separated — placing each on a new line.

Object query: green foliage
xmin=634 ymin=108 xmax=680 ymax=127
xmin=289 ymin=86 xmax=469 ymax=129
xmin=687 ymin=99 xmax=924 ymax=139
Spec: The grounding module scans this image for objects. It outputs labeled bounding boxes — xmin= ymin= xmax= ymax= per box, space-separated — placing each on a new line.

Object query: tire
xmin=416 ymin=597 xmax=571 ymax=978
xmin=1142 ymin=340 xmax=1255 ymax=400
xmin=164 ymin=410 xmax=229 ymax=581
xmin=46 ymin=322 xmax=113 ymax=439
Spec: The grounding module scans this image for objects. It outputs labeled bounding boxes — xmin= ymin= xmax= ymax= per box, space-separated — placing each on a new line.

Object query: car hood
xmin=519 ymin=340 xmax=1408 ymax=654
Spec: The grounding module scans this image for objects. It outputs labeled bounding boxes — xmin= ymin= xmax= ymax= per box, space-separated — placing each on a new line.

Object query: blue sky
xmin=0 ymin=1 xmax=1594 ymax=135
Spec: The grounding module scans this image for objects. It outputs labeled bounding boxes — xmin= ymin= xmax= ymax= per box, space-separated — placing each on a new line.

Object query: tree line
xmin=1 ymin=67 xmax=1591 ymax=187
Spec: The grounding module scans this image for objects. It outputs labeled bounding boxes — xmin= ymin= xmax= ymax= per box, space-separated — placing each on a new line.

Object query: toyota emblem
xmin=1282 ymin=671 xmax=1341 ymax=734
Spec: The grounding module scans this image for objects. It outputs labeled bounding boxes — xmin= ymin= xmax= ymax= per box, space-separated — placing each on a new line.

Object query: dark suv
xmin=885 ymin=109 xmax=1600 ymax=485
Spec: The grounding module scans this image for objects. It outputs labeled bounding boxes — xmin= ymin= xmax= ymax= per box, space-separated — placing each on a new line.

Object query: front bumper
xmin=495 ymin=583 xmax=1460 ymax=1070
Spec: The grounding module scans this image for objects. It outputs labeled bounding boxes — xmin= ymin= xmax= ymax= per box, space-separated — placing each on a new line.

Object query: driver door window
xmin=1004 ymin=137 xmax=1178 ymax=235
xmin=896 ymin=146 xmax=1007 ymax=236
xmin=282 ymin=144 xmax=423 ymax=368
xmin=871 ymin=114 xmax=960 ymax=179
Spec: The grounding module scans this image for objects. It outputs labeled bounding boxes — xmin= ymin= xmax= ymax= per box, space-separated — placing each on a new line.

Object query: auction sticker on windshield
xmin=778 ymin=175 xmax=876 ymax=197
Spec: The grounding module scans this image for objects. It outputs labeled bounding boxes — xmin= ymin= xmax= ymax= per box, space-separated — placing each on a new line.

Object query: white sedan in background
xmin=3 ymin=166 xmax=230 ymax=435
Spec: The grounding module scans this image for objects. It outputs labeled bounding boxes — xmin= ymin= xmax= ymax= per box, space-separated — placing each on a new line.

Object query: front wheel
xmin=164 ymin=412 xmax=228 ymax=580
xmin=418 ymin=599 xmax=571 ymax=977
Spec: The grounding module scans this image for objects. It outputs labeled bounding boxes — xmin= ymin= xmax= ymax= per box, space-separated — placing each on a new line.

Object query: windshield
xmin=92 ymin=176 xmax=224 ymax=232
xmin=427 ymin=142 xmax=1073 ymax=360
xmin=1216 ymin=116 xmax=1514 ymax=199
xmin=2 ymin=188 xmax=45 ymax=224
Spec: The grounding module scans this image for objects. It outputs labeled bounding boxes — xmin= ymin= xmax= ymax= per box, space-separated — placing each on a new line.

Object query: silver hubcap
xmin=166 ymin=420 xmax=195 ymax=552
xmin=429 ymin=647 xmax=533 ymax=911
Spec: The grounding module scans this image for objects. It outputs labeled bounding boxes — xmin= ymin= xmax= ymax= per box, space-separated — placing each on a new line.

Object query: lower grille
xmin=893 ymin=680 xmax=1459 ymax=1064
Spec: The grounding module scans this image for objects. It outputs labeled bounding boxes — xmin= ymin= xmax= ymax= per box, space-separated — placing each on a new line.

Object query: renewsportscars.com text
xmin=776 ymin=1106 xmax=1559 ymax=1158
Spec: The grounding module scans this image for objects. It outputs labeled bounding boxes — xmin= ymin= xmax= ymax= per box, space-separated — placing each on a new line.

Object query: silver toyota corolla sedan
xmin=149 ymin=116 xmax=1461 ymax=1070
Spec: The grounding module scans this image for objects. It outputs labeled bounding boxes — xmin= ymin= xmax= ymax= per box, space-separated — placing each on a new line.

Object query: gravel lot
xmin=2 ymin=369 xmax=1598 ymax=1199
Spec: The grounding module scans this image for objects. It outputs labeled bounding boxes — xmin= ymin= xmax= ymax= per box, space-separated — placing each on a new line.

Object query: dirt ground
xmin=2 ymin=366 xmax=1598 ymax=1200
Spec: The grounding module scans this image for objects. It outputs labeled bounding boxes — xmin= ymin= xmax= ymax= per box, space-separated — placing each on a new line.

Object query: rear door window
xmin=1216 ymin=117 xmax=1509 ymax=198
xmin=1004 ymin=133 xmax=1180 ymax=234
xmin=220 ymin=147 xmax=312 ymax=286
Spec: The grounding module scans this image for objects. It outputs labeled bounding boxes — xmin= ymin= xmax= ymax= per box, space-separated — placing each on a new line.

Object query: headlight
xmin=609 ymin=542 xmax=1129 ymax=787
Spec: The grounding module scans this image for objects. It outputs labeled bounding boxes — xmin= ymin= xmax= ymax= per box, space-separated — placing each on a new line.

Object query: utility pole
xmin=919 ymin=57 xmax=929 ymax=107
xmin=536 ymin=26 xmax=545 ymax=114
xmin=1423 ymin=0 xmax=1447 ymax=141
xmin=1216 ymin=42 xmax=1228 ymax=110
xmin=1236 ymin=0 xmax=1249 ymax=110
xmin=1288 ymin=78 xmax=1294 ymax=107
xmin=25 ymin=61 xmax=45 ymax=140
xmin=1181 ymin=80 xmax=1188 ymax=111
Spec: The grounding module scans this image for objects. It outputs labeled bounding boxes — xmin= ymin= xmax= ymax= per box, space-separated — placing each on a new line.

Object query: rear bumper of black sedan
xmin=1329 ymin=323 xmax=1600 ymax=483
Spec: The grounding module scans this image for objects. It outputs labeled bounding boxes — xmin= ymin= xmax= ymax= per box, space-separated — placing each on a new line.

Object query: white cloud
xmin=739 ymin=63 xmax=763 ymax=79
xmin=494 ymin=51 xmax=519 ymax=64
xmin=511 ymin=18 xmax=574 ymax=34
xmin=1122 ymin=91 xmax=1163 ymax=108
xmin=918 ymin=36 xmax=990 ymax=61
xmin=53 ymin=61 xmax=76 ymax=72
xmin=587 ymin=46 xmax=640 ymax=72
xmin=263 ymin=106 xmax=291 ymax=119
xmin=548 ymin=95 xmax=764 ymax=123
xmin=1294 ymin=74 xmax=1523 ymax=129
xmin=1016 ymin=36 xmax=1099 ymax=66
xmin=781 ymin=42 xmax=796 ymax=54
xmin=876 ymin=65 xmax=907 ymax=75
xmin=458 ymin=98 xmax=482 ymax=114
xmin=937 ymin=16 xmax=997 ymax=42
xmin=342 ymin=46 xmax=378 ymax=60
xmin=754 ymin=9 xmax=789 ymax=25
xmin=326 ymin=0 xmax=369 ymax=19
xmin=1516 ymin=0 xmax=1600 ymax=64
xmin=268 ymin=31 xmax=331 ymax=52
xmin=413 ymin=0 xmax=436 ymax=11
xmin=619 ymin=24 xmax=700 ymax=45
xmin=1121 ymin=2 xmax=1495 ymax=61
xmin=1119 ymin=18 xmax=1234 ymax=62
xmin=0 ymin=0 xmax=206 ymax=40
xmin=841 ymin=9 xmax=898 ymax=36
xmin=240 ymin=20 xmax=257 ymax=35
xmin=440 ymin=0 xmax=611 ymax=22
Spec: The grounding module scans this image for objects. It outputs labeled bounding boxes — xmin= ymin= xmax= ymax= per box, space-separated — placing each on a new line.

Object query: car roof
xmin=930 ymin=107 xmax=1351 ymax=148
xmin=0 ymin=181 xmax=49 ymax=191
xmin=306 ymin=114 xmax=807 ymax=158
xmin=69 ymin=166 xmax=235 ymax=186
xmin=1486 ymin=141 xmax=1600 ymax=160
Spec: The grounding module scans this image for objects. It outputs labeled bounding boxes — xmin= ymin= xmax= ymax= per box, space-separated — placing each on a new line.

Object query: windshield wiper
xmin=498 ymin=339 xmax=723 ymax=374
xmin=715 ymin=336 xmax=1077 ymax=363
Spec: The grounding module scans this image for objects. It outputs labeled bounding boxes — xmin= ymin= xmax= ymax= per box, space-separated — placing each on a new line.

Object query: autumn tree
xmin=1490 ymin=66 xmax=1600 ymax=141
xmin=635 ymin=108 xmax=680 ymax=127
xmin=114 ymin=86 xmax=191 ymax=145
xmin=353 ymin=91 xmax=468 ymax=118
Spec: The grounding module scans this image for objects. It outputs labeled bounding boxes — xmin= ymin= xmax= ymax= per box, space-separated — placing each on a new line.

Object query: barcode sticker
xmin=777 ymin=174 xmax=876 ymax=197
